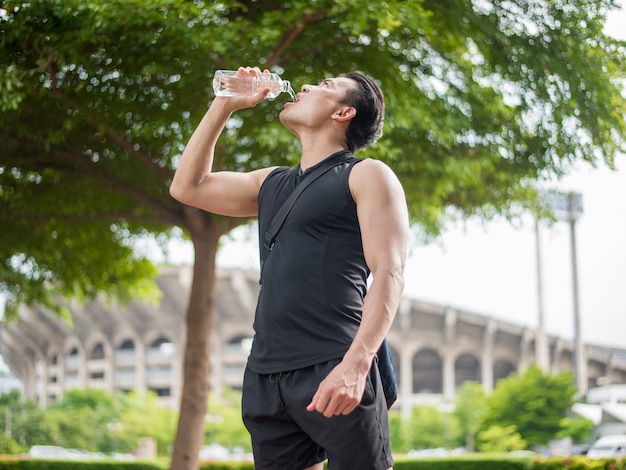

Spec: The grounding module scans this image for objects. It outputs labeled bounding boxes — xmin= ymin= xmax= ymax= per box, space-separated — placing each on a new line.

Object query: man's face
xmin=279 ymin=76 xmax=357 ymax=132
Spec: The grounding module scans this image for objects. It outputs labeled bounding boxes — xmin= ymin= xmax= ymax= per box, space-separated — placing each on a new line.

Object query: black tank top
xmin=247 ymin=151 xmax=368 ymax=374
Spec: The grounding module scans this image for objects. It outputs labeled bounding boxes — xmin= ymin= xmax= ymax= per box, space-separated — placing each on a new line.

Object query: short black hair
xmin=340 ymin=72 xmax=385 ymax=153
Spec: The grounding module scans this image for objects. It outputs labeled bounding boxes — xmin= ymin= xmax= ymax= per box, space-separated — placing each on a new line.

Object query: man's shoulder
xmin=350 ymin=158 xmax=397 ymax=183
xmin=258 ymin=165 xmax=302 ymax=204
xmin=258 ymin=165 xmax=291 ymax=187
xmin=349 ymin=157 xmax=405 ymax=204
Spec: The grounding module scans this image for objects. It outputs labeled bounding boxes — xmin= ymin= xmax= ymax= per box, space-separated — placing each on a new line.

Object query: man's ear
xmin=332 ymin=106 xmax=356 ymax=122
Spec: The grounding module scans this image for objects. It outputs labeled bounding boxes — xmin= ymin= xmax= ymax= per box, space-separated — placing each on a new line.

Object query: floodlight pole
xmin=567 ymin=192 xmax=585 ymax=394
xmin=546 ymin=191 xmax=585 ymax=393
xmin=534 ymin=216 xmax=550 ymax=372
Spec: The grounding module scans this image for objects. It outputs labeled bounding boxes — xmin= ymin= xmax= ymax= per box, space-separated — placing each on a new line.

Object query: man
xmin=170 ymin=66 xmax=408 ymax=470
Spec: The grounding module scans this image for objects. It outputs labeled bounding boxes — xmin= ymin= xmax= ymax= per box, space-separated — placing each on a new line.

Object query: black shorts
xmin=242 ymin=358 xmax=394 ymax=470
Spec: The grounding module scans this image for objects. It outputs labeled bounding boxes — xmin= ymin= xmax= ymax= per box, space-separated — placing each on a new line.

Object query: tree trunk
xmin=170 ymin=209 xmax=233 ymax=470
xmin=466 ymin=432 xmax=475 ymax=452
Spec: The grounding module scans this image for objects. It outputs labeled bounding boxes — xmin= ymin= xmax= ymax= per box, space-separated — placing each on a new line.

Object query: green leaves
xmin=1 ymin=0 xmax=624 ymax=320
xmin=482 ymin=366 xmax=577 ymax=446
xmin=43 ymin=388 xmax=177 ymax=454
xmin=0 ymin=65 xmax=25 ymax=111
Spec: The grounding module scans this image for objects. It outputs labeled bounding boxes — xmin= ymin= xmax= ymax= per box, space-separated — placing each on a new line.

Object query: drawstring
xmin=269 ymin=371 xmax=292 ymax=383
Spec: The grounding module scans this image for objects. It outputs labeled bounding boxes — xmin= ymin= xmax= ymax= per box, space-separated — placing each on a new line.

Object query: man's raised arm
xmin=169 ymin=67 xmax=275 ymax=218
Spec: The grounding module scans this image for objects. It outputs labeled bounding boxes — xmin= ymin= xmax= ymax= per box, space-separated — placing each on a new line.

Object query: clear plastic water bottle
xmin=212 ymin=70 xmax=296 ymax=101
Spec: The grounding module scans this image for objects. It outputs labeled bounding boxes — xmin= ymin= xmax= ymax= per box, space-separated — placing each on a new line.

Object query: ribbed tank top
xmin=247 ymin=151 xmax=369 ymax=374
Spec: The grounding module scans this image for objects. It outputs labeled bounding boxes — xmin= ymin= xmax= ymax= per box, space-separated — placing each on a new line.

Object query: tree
xmin=44 ymin=388 xmax=177 ymax=455
xmin=481 ymin=366 xmax=577 ymax=447
xmin=44 ymin=389 xmax=118 ymax=452
xmin=1 ymin=1 xmax=624 ymax=468
xmin=0 ymin=390 xmax=48 ymax=448
xmin=404 ymin=405 xmax=461 ymax=451
xmin=0 ymin=388 xmax=177 ymax=455
xmin=556 ymin=415 xmax=594 ymax=444
xmin=477 ymin=424 xmax=527 ymax=453
xmin=0 ymin=434 xmax=24 ymax=454
xmin=453 ymin=381 xmax=487 ymax=451
xmin=114 ymin=390 xmax=178 ymax=455
xmin=388 ymin=412 xmax=409 ymax=453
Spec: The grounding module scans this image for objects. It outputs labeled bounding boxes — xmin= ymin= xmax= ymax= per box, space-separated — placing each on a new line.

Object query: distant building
xmin=1 ymin=266 xmax=625 ymax=417
xmin=573 ymin=384 xmax=626 ymax=439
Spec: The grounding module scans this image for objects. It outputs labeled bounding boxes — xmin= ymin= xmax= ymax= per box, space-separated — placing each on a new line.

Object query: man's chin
xmin=278 ymin=110 xmax=289 ymax=125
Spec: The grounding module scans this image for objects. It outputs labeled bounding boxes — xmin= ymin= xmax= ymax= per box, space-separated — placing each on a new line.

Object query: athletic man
xmin=170 ymin=66 xmax=408 ymax=470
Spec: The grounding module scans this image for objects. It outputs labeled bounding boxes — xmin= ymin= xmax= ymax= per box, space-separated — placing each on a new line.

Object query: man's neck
xmin=299 ymin=142 xmax=348 ymax=172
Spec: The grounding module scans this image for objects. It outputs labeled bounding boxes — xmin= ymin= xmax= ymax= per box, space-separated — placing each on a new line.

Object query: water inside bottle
xmin=286 ymin=84 xmax=297 ymax=102
xmin=253 ymin=79 xmax=297 ymax=101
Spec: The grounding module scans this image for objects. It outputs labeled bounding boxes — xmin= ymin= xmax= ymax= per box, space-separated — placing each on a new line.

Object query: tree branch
xmin=49 ymin=146 xmax=186 ymax=228
xmin=54 ymin=91 xmax=176 ymax=183
xmin=84 ymin=112 xmax=175 ymax=182
xmin=280 ymin=35 xmax=349 ymax=64
xmin=267 ymin=11 xmax=330 ymax=67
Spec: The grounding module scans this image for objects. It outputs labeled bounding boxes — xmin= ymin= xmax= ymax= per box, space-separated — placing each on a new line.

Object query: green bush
xmin=391 ymin=455 xmax=626 ymax=470
xmin=0 ymin=459 xmax=166 ymax=469
xmin=532 ymin=456 xmax=626 ymax=469
xmin=0 ymin=456 xmax=623 ymax=469
xmin=393 ymin=455 xmax=533 ymax=469
xmin=199 ymin=463 xmax=254 ymax=470
xmin=0 ymin=433 xmax=26 ymax=454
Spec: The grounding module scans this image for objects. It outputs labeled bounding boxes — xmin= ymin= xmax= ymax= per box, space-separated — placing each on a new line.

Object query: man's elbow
xmin=375 ymin=264 xmax=406 ymax=292
xmin=169 ymin=181 xmax=183 ymax=202
xmin=169 ymin=179 xmax=193 ymax=206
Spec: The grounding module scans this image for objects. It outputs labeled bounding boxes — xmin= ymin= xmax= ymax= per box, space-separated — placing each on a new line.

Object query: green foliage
xmin=556 ymin=416 xmax=594 ymax=443
xmin=0 ymin=387 xmax=251 ymax=458
xmin=407 ymin=405 xmax=447 ymax=450
xmin=1 ymin=0 xmax=625 ymax=316
xmin=0 ymin=389 xmax=176 ymax=456
xmin=205 ymin=388 xmax=250 ymax=451
xmin=0 ymin=461 xmax=167 ymax=469
xmin=477 ymin=425 xmax=527 ymax=452
xmin=43 ymin=408 xmax=99 ymax=451
xmin=44 ymin=389 xmax=120 ymax=452
xmin=0 ymin=389 xmax=21 ymax=406
xmin=395 ymin=455 xmax=536 ymax=469
xmin=113 ymin=391 xmax=177 ymax=455
xmin=0 ymin=454 xmax=625 ymax=470
xmin=199 ymin=463 xmax=253 ymax=470
xmin=389 ymin=411 xmax=409 ymax=453
xmin=51 ymin=388 xmax=115 ymax=412
xmin=481 ymin=367 xmax=578 ymax=446
xmin=0 ymin=390 xmax=50 ymax=447
xmin=532 ymin=456 xmax=626 ymax=470
xmin=402 ymin=405 xmax=462 ymax=451
xmin=0 ymin=433 xmax=25 ymax=454
xmin=453 ymin=381 xmax=487 ymax=451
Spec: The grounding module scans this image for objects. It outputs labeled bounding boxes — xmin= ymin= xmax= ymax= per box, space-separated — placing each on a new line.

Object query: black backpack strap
xmin=261 ymin=150 xmax=351 ymax=264
xmin=377 ymin=338 xmax=398 ymax=409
